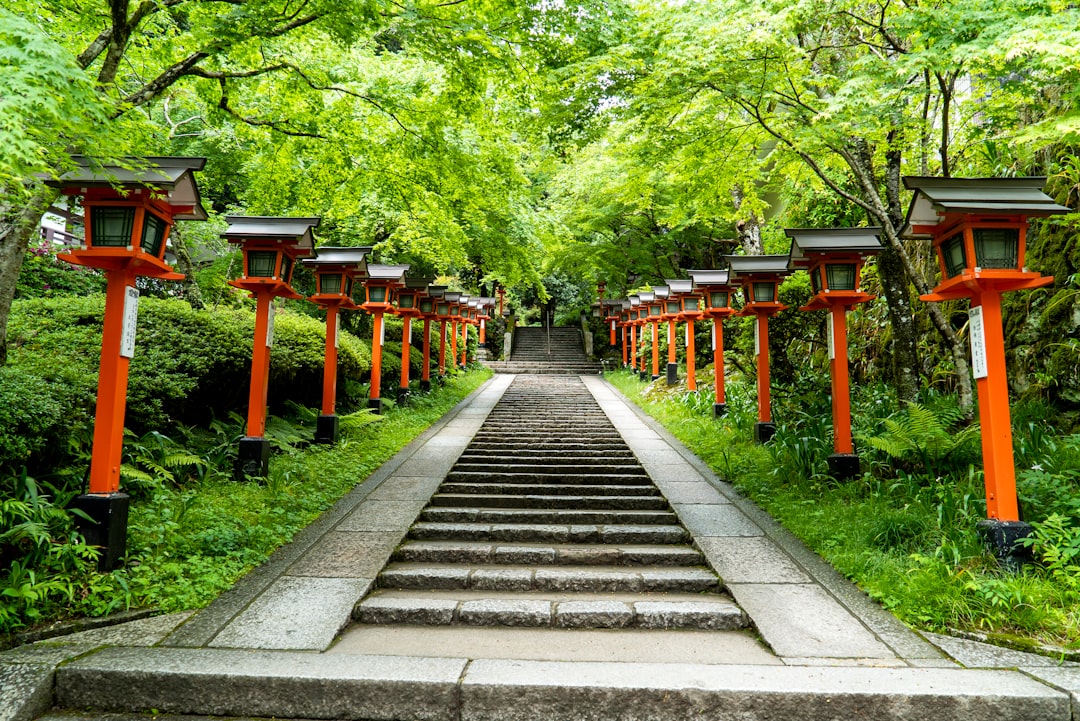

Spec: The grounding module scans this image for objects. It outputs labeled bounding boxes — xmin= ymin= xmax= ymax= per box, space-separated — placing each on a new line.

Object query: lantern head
xmin=687 ymin=270 xmax=736 ymax=319
xmin=785 ymin=228 xmax=881 ymax=310
xmin=903 ymin=177 xmax=1069 ymax=301
xmin=362 ymin=263 xmax=409 ymax=312
xmin=303 ymin=246 xmax=371 ymax=307
xmin=223 ymin=216 xmax=320 ymax=300
xmin=723 ymin=254 xmax=791 ymax=315
xmin=49 ymin=156 xmax=208 ymax=280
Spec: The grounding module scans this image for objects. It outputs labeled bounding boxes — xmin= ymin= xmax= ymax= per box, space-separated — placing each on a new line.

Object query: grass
xmin=606 ymin=369 xmax=1080 ymax=653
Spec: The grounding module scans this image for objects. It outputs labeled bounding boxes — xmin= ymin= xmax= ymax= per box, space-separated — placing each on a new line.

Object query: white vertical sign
xmin=754 ymin=319 xmax=760 ymax=357
xmin=406 ymin=320 xmax=412 ymax=344
xmin=827 ymin=312 xmax=835 ymax=360
xmin=685 ymin=323 xmax=690 ymax=346
xmin=711 ymin=324 xmax=716 ymax=351
xmin=334 ymin=313 xmax=340 ymax=349
xmin=380 ymin=317 xmax=386 ymax=346
xmin=481 ymin=318 xmax=486 ymax=332
xmin=266 ymin=309 xmax=275 ymax=348
xmin=969 ymin=306 xmax=988 ymax=379
xmin=120 ymin=286 xmax=139 ymax=358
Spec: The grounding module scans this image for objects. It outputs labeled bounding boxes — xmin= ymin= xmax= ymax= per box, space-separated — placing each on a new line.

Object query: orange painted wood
xmin=322 ymin=305 xmax=339 ymax=415
xmin=713 ymin=318 xmax=726 ymax=405
xmin=686 ymin=320 xmax=697 ymax=391
xmin=450 ymin=320 xmax=458 ymax=370
xmin=370 ymin=311 xmax=384 ymax=403
xmin=246 ymin=291 xmax=274 ymax=438
xmin=651 ymin=321 xmax=660 ymax=378
xmin=667 ymin=320 xmax=676 ymax=365
xmin=400 ymin=317 xmax=412 ymax=391
xmin=756 ymin=312 xmax=771 ymax=423
xmin=829 ymin=304 xmax=853 ymax=454
xmin=439 ymin=320 xmax=448 ymax=375
xmin=422 ymin=319 xmax=432 ymax=382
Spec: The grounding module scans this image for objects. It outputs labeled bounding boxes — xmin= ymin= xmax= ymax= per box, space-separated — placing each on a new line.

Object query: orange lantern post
xmin=394 ymin=276 xmax=431 ymax=404
xmin=461 ymin=298 xmax=474 ymax=367
xmin=619 ymin=300 xmax=631 ymax=367
xmin=435 ymin=291 xmax=454 ymax=379
xmin=361 ymin=264 xmax=408 ymax=413
xmin=636 ymin=291 xmax=654 ymax=381
xmin=726 ymin=255 xmax=791 ymax=443
xmin=677 ymin=283 xmax=704 ymax=393
xmin=905 ymin=177 xmax=1068 ymax=566
xmin=418 ymin=286 xmax=444 ymax=391
xmin=626 ymin=297 xmax=639 ymax=371
xmin=303 ymin=247 xmax=371 ymax=444
xmin=50 ymin=156 xmax=207 ymax=570
xmin=224 ymin=216 xmax=319 ymax=477
xmin=689 ymin=270 xmax=737 ymax=418
xmin=664 ymin=279 xmax=693 ymax=386
xmin=650 ymin=286 xmax=669 ymax=381
xmin=786 ymin=228 xmax=883 ymax=480
xmin=444 ymin=292 xmax=462 ymax=372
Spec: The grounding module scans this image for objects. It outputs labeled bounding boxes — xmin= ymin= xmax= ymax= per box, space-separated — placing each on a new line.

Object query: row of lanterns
xmin=44 ymin=156 xmax=496 ymax=569
xmin=598 ymin=177 xmax=1067 ymax=566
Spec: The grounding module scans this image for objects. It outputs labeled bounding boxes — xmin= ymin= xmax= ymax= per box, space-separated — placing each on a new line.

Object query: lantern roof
xmin=687 ymin=269 xmax=731 ymax=287
xmin=724 ymin=254 xmax=791 ymax=280
xmin=665 ymin=279 xmax=693 ymax=295
xmin=652 ymin=285 xmax=670 ymax=299
xmin=444 ymin=291 xmax=462 ymax=302
xmin=638 ymin=291 xmax=655 ymax=302
xmin=902 ymin=177 xmax=1069 ymax=237
xmin=427 ymin=285 xmax=447 ymax=298
xmin=366 ymin=263 xmax=409 ymax=283
xmin=786 ymin=227 xmax=882 ymax=269
xmin=46 ymin=156 xmax=209 ymax=220
xmin=405 ymin=275 xmax=435 ymax=290
xmin=222 ymin=216 xmax=321 ymax=257
xmin=302 ymin=246 xmax=372 ymax=276
xmin=628 ymin=295 xmax=641 ymax=306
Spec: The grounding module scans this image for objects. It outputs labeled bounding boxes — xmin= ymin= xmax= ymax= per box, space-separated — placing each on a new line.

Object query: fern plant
xmin=860 ymin=402 xmax=981 ymax=479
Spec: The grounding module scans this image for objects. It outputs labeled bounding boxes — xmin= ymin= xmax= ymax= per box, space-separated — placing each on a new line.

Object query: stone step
xmin=376 ymin=563 xmax=720 ymax=593
xmin=465 ymin=442 xmax=632 ymax=452
xmin=50 ymin=647 xmax=1067 ymax=721
xmin=439 ymin=482 xmax=663 ymax=497
xmin=420 ymin=507 xmax=678 ymax=525
xmin=428 ymin=493 xmax=668 ymax=510
xmin=450 ymin=463 xmax=647 ymax=476
xmin=392 ymin=540 xmax=705 ymax=566
xmin=443 ymin=471 xmax=653 ymax=485
xmin=355 ymin=589 xmax=744 ymax=630
xmin=456 ymin=451 xmax=638 ymax=462
xmin=409 ymin=522 xmax=691 ymax=544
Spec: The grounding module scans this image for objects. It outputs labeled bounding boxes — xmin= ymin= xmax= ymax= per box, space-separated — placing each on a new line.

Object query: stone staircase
xmin=353 ymin=374 xmax=747 ymax=630
xmin=484 ymin=326 xmax=604 ymax=374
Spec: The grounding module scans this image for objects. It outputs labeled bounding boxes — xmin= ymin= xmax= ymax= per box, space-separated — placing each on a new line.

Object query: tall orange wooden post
xmin=726 ymin=255 xmax=791 ymax=443
xmin=459 ymin=297 xmax=471 ymax=367
xmin=619 ymin=300 xmax=632 ymax=367
xmin=786 ymin=228 xmax=882 ymax=480
xmin=635 ymin=296 xmax=651 ymax=380
xmin=904 ymin=177 xmax=1068 ymax=566
xmin=435 ymin=292 xmax=452 ymax=379
xmin=52 ymin=156 xmax=207 ymax=570
xmin=224 ymin=216 xmax=320 ymax=477
xmin=361 ymin=264 xmax=409 ymax=413
xmin=394 ymin=277 xmax=432 ymax=403
xmin=303 ymin=247 xmax=371 ymax=443
xmin=664 ymin=279 xmax=694 ymax=386
xmin=445 ymin=292 xmax=461 ymax=372
xmin=689 ymin=270 xmax=737 ymax=418
xmin=627 ymin=297 xmax=640 ymax=371
xmin=678 ymin=287 xmax=703 ymax=392
xmin=419 ymin=286 xmax=444 ymax=391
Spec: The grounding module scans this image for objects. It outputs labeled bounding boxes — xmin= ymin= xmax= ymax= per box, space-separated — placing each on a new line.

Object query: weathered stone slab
xmin=924 ymin=632 xmax=1080 ymax=669
xmin=673 ymin=503 xmax=764 ymax=537
xmin=57 ymin=647 xmax=465 ymax=720
xmin=729 ymin=583 xmax=894 ymax=659
xmin=471 ymin=568 xmax=535 ymax=591
xmin=459 ymin=660 xmax=1069 ymax=721
xmin=634 ymin=601 xmax=746 ymax=630
xmin=555 ymin=601 xmax=634 ymax=629
xmin=356 ymin=596 xmax=458 ymax=625
xmin=369 ymin=475 xmax=444 ymax=501
xmin=695 ymin=536 xmax=811 ymax=584
xmin=459 ymin=600 xmax=552 ymax=627
xmin=209 ymin=576 xmax=370 ymax=651
xmin=338 ymin=500 xmax=426 ymax=532
xmin=0 ymin=663 xmax=53 ymax=721
xmin=289 ymin=531 xmax=401 ymax=578
xmin=494 ymin=545 xmax=557 ymax=564
xmin=655 ymin=481 xmax=728 ymax=504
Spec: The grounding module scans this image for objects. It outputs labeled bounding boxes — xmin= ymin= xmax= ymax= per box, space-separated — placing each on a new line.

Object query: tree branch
xmin=214 ymin=76 xmax=325 ymax=138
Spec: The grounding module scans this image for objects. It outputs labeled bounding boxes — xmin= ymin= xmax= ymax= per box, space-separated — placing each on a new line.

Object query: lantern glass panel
xmin=140 ymin=212 xmax=167 ymax=256
xmin=709 ymin=291 xmax=729 ymax=309
xmin=752 ymin=282 xmax=775 ymax=303
xmin=592 ymin=305 xmax=602 ymax=318
xmin=825 ymin=263 xmax=857 ymax=291
xmin=91 ymin=207 xmax=135 ymax=247
xmin=420 ymin=298 xmax=434 ymax=313
xmin=399 ymin=293 xmax=415 ymax=309
xmin=973 ymin=227 xmax=1020 ymax=269
xmin=649 ymin=304 xmax=661 ymax=317
xmin=344 ymin=277 xmax=353 ymax=297
xmin=437 ymin=302 xmax=449 ymax=316
xmin=280 ymin=255 xmax=294 ymax=284
xmin=811 ymin=267 xmax=822 ymax=295
xmin=666 ymin=300 xmax=680 ymax=314
xmin=368 ymin=285 xmax=387 ymax=303
xmin=319 ymin=273 xmax=342 ymax=295
xmin=248 ymin=250 xmax=278 ymax=278
xmin=685 ymin=296 xmax=700 ymax=311
xmin=941 ymin=233 xmax=967 ymax=278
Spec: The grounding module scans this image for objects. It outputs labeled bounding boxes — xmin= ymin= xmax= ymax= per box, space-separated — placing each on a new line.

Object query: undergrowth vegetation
xmin=607 ymin=370 xmax=1080 ymax=652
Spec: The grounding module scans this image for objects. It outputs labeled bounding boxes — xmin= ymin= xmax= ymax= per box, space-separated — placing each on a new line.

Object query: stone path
xmin=2 ymin=373 xmax=1078 ymax=721
xmin=485 ymin=326 xmax=603 ymax=374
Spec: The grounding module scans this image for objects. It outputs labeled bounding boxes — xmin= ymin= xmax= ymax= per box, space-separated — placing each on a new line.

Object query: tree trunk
xmin=169 ymin=224 xmax=204 ymax=309
xmin=0 ymin=187 xmax=60 ymax=365
xmin=730 ymin=184 xmax=763 ymax=255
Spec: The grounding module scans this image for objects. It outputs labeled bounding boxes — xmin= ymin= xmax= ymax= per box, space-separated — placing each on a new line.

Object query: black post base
xmin=395 ymin=387 xmax=410 ymax=405
xmin=666 ymin=363 xmax=678 ymax=386
xmin=236 ymin=436 xmax=271 ymax=479
xmin=639 ymin=371 xmax=649 ymax=382
xmin=315 ymin=414 xmax=339 ymax=445
xmin=977 ymin=519 xmax=1034 ymax=571
xmin=754 ymin=422 xmax=777 ymax=444
xmin=71 ymin=492 xmax=130 ymax=572
xmin=368 ymin=397 xmax=383 ymax=414
xmin=827 ymin=453 xmax=860 ymax=481
xmin=713 ymin=403 xmax=728 ymax=419
xmin=420 ymin=379 xmax=432 ymax=392
xmin=651 ymin=374 xmax=660 ymax=381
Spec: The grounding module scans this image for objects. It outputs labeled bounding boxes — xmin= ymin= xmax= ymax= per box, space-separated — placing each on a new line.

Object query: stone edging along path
xmin=1 ymin=373 xmax=1077 ymax=721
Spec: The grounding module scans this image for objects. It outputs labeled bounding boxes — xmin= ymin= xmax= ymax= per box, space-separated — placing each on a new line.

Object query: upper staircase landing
xmin=485 ymin=326 xmax=604 ymax=375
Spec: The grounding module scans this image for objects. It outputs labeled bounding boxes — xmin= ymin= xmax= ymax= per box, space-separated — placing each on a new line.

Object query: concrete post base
xmin=712 ymin=403 xmax=727 ymax=418
xmin=368 ymin=397 xmax=383 ymax=414
xmin=639 ymin=371 xmax=649 ymax=382
xmin=395 ymin=387 xmax=410 ymax=405
xmin=666 ymin=363 xmax=678 ymax=386
xmin=977 ymin=519 xmax=1034 ymax=571
xmin=420 ymin=380 xmax=431 ymax=392
xmin=70 ymin=492 xmax=129 ymax=572
xmin=827 ymin=453 xmax=860 ymax=481
xmin=314 ymin=415 xmax=339 ymax=445
xmin=754 ymin=422 xmax=776 ymax=444
xmin=237 ymin=436 xmax=271 ymax=479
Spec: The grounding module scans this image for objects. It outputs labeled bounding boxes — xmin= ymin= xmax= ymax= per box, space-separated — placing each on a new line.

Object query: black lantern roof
xmin=687 ymin=269 xmax=731 ymax=287
xmin=903 ymin=177 xmax=1069 ymax=237
xmin=724 ymin=254 xmax=791 ymax=280
xmin=427 ymin=285 xmax=447 ymax=298
xmin=366 ymin=263 xmax=409 ymax=283
xmin=302 ymin=246 xmax=372 ymax=276
xmin=666 ymin=279 xmax=693 ymax=295
xmin=222 ymin=216 xmax=321 ymax=256
xmin=443 ymin=291 xmax=462 ymax=302
xmin=406 ymin=276 xmax=435 ymax=290
xmin=47 ymin=156 xmax=209 ymax=220
xmin=786 ymin=227 xmax=882 ymax=269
